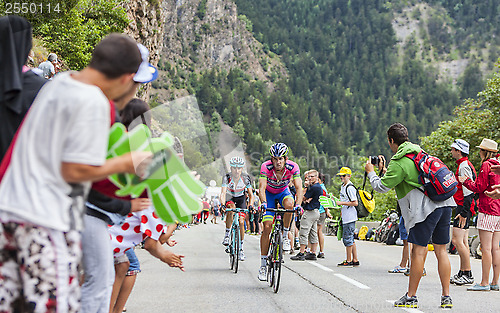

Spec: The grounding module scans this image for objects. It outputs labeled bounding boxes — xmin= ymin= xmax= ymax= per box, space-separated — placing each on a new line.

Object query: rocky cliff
xmin=152 ymin=0 xmax=285 ymax=102
xmin=122 ymin=0 xmax=165 ymax=100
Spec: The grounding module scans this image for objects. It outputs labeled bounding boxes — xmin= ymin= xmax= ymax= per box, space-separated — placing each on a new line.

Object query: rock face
xmin=122 ymin=0 xmax=165 ymax=101
xmin=123 ymin=0 xmax=285 ymax=103
xmin=156 ymin=0 xmax=285 ymax=100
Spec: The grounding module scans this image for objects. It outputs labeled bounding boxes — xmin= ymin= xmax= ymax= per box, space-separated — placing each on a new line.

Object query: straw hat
xmin=476 ymin=138 xmax=498 ymax=152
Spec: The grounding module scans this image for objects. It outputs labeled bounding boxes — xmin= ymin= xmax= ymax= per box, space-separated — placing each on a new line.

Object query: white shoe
xmin=222 ymin=236 xmax=229 ymax=246
xmin=283 ymin=239 xmax=291 ymax=251
xmin=239 ymin=250 xmax=245 ymax=261
xmin=258 ymin=266 xmax=267 ymax=281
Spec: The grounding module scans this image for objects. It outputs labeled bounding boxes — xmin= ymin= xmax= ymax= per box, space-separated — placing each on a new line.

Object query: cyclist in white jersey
xmin=220 ymin=157 xmax=254 ymax=261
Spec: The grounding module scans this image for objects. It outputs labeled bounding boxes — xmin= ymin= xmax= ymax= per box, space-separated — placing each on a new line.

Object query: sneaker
xmin=222 ymin=236 xmax=229 ymax=246
xmin=450 ymin=272 xmax=461 ymax=284
xmin=290 ymin=252 xmax=305 ymax=261
xmin=317 ymin=252 xmax=325 ymax=259
xmin=467 ymin=284 xmax=490 ymax=291
xmin=258 ymin=266 xmax=267 ymax=281
xmin=305 ymin=252 xmax=317 ymax=260
xmin=394 ymin=293 xmax=418 ymax=308
xmin=454 ymin=274 xmax=474 ymax=286
xmin=283 ymin=239 xmax=291 ymax=251
xmin=490 ymin=284 xmax=499 ymax=291
xmin=337 ymin=260 xmax=353 ymax=267
xmin=351 ymin=260 xmax=360 ymax=266
xmin=239 ymin=250 xmax=245 ymax=261
xmin=440 ymin=295 xmax=453 ymax=309
xmin=388 ymin=265 xmax=407 ymax=273
xmin=294 ymin=241 xmax=300 ymax=250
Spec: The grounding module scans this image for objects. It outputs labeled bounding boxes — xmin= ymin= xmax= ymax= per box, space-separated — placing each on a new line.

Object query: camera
xmin=370 ymin=156 xmax=380 ymax=165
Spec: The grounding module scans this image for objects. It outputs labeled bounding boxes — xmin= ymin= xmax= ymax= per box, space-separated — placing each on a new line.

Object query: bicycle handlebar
xmin=225 ymin=208 xmax=249 ymax=213
xmin=264 ymin=208 xmax=296 ymax=213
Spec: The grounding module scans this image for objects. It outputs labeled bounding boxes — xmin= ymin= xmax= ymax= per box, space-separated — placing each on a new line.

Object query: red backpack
xmin=406 ymin=150 xmax=458 ymax=201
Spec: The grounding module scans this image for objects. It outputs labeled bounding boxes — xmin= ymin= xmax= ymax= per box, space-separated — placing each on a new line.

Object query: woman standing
xmin=460 ymin=138 xmax=500 ymax=291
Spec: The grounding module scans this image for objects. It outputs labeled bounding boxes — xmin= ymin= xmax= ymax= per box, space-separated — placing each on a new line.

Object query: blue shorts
xmin=262 ymin=188 xmax=294 ymax=223
xmin=399 ymin=216 xmax=408 ymax=241
xmin=126 ymin=249 xmax=141 ymax=275
xmin=408 ymin=206 xmax=452 ymax=247
xmin=342 ymin=221 xmax=356 ymax=247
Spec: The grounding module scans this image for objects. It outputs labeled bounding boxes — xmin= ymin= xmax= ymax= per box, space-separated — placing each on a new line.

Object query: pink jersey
xmin=260 ymin=160 xmax=300 ymax=194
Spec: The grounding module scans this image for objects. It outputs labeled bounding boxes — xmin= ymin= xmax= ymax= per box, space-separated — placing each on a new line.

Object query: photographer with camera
xmin=364 ymin=123 xmax=455 ymax=309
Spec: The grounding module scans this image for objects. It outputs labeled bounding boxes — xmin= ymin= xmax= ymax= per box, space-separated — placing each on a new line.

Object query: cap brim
xmin=134 ymin=63 xmax=158 ymax=83
xmin=133 ymin=43 xmax=158 ymax=83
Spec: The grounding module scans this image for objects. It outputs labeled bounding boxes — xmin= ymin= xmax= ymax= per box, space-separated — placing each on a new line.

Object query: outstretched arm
xmin=144 ymin=237 xmax=184 ymax=271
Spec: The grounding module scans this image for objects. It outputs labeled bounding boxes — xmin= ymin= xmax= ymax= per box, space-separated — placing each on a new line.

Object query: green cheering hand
xmin=319 ymin=195 xmax=341 ymax=209
xmin=107 ymin=123 xmax=205 ymax=224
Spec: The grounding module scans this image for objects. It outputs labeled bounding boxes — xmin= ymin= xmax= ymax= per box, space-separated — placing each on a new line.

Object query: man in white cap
xmin=0 ymin=33 xmax=156 ymax=313
xmin=450 ymin=139 xmax=477 ymax=286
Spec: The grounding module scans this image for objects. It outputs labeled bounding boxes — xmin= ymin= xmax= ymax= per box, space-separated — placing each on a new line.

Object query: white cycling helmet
xmin=229 ymin=156 xmax=245 ymax=168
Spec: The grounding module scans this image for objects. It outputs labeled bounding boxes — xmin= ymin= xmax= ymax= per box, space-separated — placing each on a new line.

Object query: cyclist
xmin=258 ymin=143 xmax=303 ymax=281
xmin=220 ymin=156 xmax=254 ymax=261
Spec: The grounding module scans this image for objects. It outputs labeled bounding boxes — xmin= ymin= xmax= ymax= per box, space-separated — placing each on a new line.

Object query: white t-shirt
xmin=38 ymin=60 xmax=55 ymax=78
xmin=0 ymin=72 xmax=110 ymax=232
xmin=340 ymin=182 xmax=358 ymax=224
xmin=457 ymin=161 xmax=474 ymax=197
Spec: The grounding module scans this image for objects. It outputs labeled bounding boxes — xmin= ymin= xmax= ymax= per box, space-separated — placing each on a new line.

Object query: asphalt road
xmin=125 ymin=220 xmax=498 ymax=313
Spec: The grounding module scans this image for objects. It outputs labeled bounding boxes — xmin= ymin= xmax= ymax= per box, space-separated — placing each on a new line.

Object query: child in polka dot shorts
xmin=108 ymin=206 xmax=184 ymax=311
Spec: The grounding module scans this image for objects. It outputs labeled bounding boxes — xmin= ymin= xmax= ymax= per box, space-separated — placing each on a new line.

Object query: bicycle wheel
xmin=229 ymin=226 xmax=235 ymax=270
xmin=273 ymin=231 xmax=283 ymax=293
xmin=233 ymin=225 xmax=240 ymax=273
xmin=267 ymin=234 xmax=275 ymax=287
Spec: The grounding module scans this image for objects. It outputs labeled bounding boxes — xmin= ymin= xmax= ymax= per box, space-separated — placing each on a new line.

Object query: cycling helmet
xmin=269 ymin=143 xmax=289 ymax=157
xmin=229 ymin=156 xmax=245 ymax=168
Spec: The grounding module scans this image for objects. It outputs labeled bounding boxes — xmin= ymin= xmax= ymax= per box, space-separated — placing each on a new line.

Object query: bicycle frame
xmin=265 ymin=207 xmax=295 ymax=293
xmin=225 ymin=208 xmax=248 ymax=273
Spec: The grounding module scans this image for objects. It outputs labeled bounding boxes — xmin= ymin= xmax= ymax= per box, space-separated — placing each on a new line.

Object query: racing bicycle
xmin=225 ymin=207 xmax=248 ymax=273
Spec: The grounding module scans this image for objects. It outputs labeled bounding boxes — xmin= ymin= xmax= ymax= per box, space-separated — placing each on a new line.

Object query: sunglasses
xmin=339 ymin=175 xmax=346 ymax=178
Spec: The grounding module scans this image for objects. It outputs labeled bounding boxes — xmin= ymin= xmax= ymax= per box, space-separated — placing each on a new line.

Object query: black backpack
xmin=385 ymin=224 xmax=400 ymax=245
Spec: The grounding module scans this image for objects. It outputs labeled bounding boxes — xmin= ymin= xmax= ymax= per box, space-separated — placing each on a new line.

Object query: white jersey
xmin=0 ymin=72 xmax=110 ymax=232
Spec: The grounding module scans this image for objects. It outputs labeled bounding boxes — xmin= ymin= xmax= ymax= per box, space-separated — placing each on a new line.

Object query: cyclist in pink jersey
xmin=257 ymin=143 xmax=303 ymax=281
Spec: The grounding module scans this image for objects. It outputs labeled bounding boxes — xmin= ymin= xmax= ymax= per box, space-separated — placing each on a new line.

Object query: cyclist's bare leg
xmin=225 ymin=211 xmax=233 ymax=230
xmin=282 ymin=198 xmax=294 ymax=229
xmin=239 ymin=215 xmax=245 ymax=241
xmin=260 ymin=220 xmax=273 ymax=255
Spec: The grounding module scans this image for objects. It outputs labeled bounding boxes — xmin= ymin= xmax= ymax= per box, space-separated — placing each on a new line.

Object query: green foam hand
xmin=107 ymin=123 xmax=205 ymax=224
xmin=319 ymin=195 xmax=341 ymax=209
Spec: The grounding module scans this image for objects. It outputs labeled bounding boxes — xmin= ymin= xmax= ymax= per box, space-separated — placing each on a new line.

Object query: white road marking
xmin=386 ymin=300 xmax=425 ymax=313
xmin=308 ymin=261 xmax=334 ymax=272
xmin=334 ymin=273 xmax=370 ymax=289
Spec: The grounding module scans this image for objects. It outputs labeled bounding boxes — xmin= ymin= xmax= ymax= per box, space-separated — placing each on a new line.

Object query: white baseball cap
xmin=133 ymin=44 xmax=158 ymax=83
xmin=451 ymin=139 xmax=470 ymax=155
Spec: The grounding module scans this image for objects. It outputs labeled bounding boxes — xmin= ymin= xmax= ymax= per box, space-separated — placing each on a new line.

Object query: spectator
xmin=108 ymin=207 xmax=183 ymax=313
xmin=460 ymin=138 xmax=500 ymax=291
xmin=38 ymin=52 xmax=59 ymax=79
xmin=335 ymin=167 xmax=360 ymax=267
xmin=315 ymin=172 xmax=332 ymax=258
xmin=0 ymin=33 xmax=152 ymax=312
xmin=450 ymin=139 xmax=476 ymax=286
xmin=0 ymin=15 xmax=46 ymax=160
xmin=211 ymin=196 xmax=220 ymax=224
xmin=290 ymin=170 xmax=321 ymax=261
xmin=388 ymin=204 xmax=409 ymax=273
xmin=202 ymin=198 xmax=210 ymax=224
xmin=81 ymin=97 xmax=157 ymax=313
xmin=365 ymin=123 xmax=455 ymax=309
